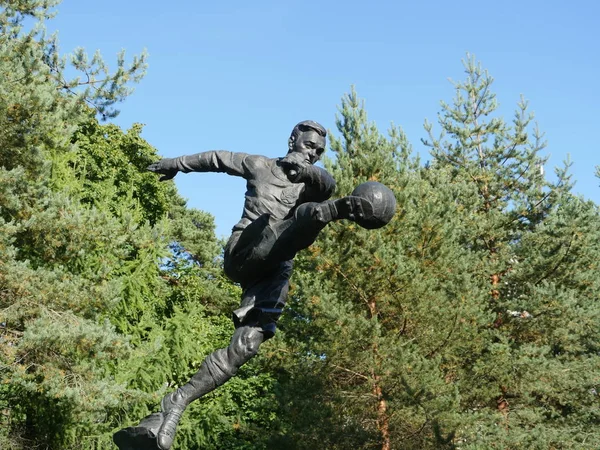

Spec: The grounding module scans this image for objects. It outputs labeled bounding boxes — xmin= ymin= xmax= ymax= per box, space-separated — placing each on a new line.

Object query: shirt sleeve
xmin=173 ymin=151 xmax=257 ymax=178
xmin=301 ymin=165 xmax=336 ymax=202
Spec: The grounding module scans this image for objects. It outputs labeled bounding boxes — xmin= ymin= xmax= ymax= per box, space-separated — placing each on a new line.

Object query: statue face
xmin=290 ymin=130 xmax=326 ymax=164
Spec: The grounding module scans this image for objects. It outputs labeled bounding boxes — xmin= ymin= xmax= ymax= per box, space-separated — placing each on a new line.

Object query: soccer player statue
xmin=114 ymin=121 xmax=396 ymax=450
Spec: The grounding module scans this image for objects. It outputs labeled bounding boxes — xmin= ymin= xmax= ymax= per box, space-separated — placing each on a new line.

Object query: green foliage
xmin=1 ymin=8 xmax=598 ymax=447
xmin=1 ymin=167 xmax=144 ymax=447
xmin=271 ymin=60 xmax=600 ymax=449
xmin=55 ymin=119 xmax=170 ymax=224
xmin=421 ymin=57 xmax=600 ymax=448
xmin=0 ymin=3 xmax=254 ymax=448
xmin=0 ymin=0 xmax=146 ymax=177
xmin=0 ymin=1 xmax=146 ymax=119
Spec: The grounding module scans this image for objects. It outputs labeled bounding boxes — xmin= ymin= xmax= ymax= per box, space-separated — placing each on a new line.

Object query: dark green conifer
xmin=272 ymin=60 xmax=600 ymax=450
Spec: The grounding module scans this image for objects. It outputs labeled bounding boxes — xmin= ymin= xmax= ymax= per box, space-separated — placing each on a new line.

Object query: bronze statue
xmin=114 ymin=121 xmax=396 ymax=450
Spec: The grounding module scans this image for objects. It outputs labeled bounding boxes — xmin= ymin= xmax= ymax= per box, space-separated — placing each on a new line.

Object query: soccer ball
xmin=351 ymin=181 xmax=397 ymax=229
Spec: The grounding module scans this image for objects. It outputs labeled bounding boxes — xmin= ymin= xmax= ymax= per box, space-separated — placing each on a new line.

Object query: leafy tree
xmin=1 ymin=5 xmax=150 ymax=446
xmin=0 ymin=2 xmax=221 ymax=448
xmin=1 ymin=5 xmax=281 ymax=448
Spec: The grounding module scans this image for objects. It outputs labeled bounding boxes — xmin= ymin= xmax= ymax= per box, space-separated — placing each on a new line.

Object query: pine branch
xmin=326 ymin=258 xmax=372 ymax=312
xmin=426 ymin=311 xmax=459 ymax=358
xmin=329 ymin=363 xmax=370 ymax=381
xmin=534 ymin=232 xmax=576 ymax=285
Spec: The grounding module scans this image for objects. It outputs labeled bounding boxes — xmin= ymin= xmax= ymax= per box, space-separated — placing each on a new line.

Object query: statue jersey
xmin=174 ymin=150 xmax=334 ymax=232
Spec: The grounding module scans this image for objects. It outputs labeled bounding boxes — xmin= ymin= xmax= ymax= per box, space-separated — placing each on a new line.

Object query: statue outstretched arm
xmin=148 ymin=151 xmax=257 ymax=181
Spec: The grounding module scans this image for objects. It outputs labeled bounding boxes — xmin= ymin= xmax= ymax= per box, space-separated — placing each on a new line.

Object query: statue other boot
xmin=157 ymin=326 xmax=264 ymax=450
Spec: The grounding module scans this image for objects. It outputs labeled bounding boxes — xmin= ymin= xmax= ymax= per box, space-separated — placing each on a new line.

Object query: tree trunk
xmin=368 ymin=299 xmax=391 ymax=450
xmin=373 ymin=371 xmax=391 ymax=450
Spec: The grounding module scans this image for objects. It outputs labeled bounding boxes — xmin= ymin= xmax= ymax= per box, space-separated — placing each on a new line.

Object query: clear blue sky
xmin=48 ymin=0 xmax=599 ymax=237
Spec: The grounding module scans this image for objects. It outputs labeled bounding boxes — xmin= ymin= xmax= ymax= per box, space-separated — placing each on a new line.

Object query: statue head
xmin=288 ymin=120 xmax=327 ymax=164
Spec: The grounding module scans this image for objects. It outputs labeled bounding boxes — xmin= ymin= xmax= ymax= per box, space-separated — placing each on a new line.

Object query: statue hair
xmin=289 ymin=120 xmax=327 ymax=144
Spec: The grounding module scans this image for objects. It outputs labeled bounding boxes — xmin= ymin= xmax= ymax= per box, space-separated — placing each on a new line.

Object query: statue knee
xmin=228 ymin=326 xmax=264 ymax=367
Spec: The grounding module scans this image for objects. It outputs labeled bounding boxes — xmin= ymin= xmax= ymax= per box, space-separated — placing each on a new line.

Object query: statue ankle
xmin=162 ymin=390 xmax=188 ymax=412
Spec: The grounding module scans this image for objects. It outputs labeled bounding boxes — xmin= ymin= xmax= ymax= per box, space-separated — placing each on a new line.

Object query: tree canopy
xmin=1 ymin=4 xmax=598 ymax=449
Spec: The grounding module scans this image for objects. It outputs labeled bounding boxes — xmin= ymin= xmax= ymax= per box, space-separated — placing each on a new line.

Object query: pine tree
xmin=0 ymin=1 xmax=146 ymax=174
xmin=269 ymin=89 xmax=471 ymax=449
xmin=270 ymin=60 xmax=599 ymax=450
xmin=421 ymin=55 xmax=600 ymax=448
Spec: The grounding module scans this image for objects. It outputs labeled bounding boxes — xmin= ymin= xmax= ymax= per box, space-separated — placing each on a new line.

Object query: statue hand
xmin=280 ymin=153 xmax=310 ymax=182
xmin=147 ymin=159 xmax=178 ymax=182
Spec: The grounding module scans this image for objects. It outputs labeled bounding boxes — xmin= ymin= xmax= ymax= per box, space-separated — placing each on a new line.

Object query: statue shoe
xmin=156 ymin=392 xmax=186 ymax=450
xmin=113 ymin=413 xmax=164 ymax=450
xmin=315 ymin=196 xmax=374 ymax=224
